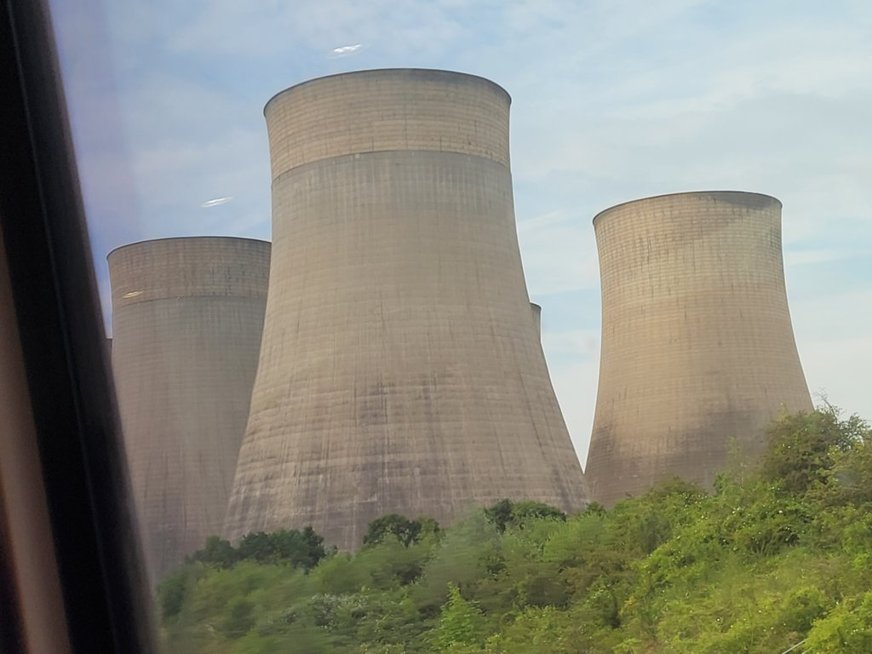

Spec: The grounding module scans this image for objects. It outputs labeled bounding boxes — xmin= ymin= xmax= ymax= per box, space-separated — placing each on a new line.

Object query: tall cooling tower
xmin=587 ymin=191 xmax=812 ymax=505
xmin=224 ymin=69 xmax=588 ymax=549
xmin=109 ymin=237 xmax=270 ymax=579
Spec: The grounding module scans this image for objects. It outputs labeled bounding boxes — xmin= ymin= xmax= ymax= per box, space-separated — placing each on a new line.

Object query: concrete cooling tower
xmin=587 ymin=191 xmax=812 ymax=505
xmin=224 ymin=69 xmax=588 ymax=549
xmin=109 ymin=237 xmax=270 ymax=580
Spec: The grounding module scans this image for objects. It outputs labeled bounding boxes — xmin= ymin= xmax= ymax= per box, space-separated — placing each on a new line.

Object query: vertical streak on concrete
xmin=109 ymin=237 xmax=270 ymax=580
xmin=587 ymin=191 xmax=812 ymax=505
xmin=224 ymin=69 xmax=588 ymax=549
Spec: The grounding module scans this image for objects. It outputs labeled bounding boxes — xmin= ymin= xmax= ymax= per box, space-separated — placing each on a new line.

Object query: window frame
xmin=0 ymin=0 xmax=156 ymax=651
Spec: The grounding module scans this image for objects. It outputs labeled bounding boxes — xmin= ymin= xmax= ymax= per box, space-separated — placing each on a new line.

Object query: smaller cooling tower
xmin=109 ymin=237 xmax=270 ymax=580
xmin=587 ymin=191 xmax=812 ymax=505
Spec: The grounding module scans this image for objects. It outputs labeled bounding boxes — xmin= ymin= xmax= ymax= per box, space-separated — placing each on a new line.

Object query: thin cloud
xmin=330 ymin=43 xmax=363 ymax=57
xmin=201 ymin=196 xmax=234 ymax=208
xmin=52 ymin=0 xmax=872 ymax=432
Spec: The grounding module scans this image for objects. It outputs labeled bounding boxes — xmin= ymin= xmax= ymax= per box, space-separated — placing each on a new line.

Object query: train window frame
xmin=0 ymin=0 xmax=156 ymax=651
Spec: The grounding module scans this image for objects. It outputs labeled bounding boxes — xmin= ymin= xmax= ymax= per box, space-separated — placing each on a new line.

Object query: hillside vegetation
xmin=159 ymin=408 xmax=872 ymax=653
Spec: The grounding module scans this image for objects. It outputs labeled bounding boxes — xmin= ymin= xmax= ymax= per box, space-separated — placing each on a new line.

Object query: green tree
xmin=188 ymin=534 xmax=238 ymax=567
xmin=157 ymin=566 xmax=197 ymax=620
xmin=221 ymin=597 xmax=255 ymax=637
xmin=236 ymin=531 xmax=274 ymax=562
xmin=363 ymin=514 xmax=439 ymax=547
xmin=412 ymin=512 xmax=499 ymax=615
xmin=814 ymin=414 xmax=872 ymax=506
xmin=761 ymin=408 xmax=860 ymax=494
xmin=234 ymin=527 xmax=327 ymax=569
xmin=270 ymin=526 xmax=327 ymax=569
xmin=805 ymin=591 xmax=872 ymax=652
xmin=484 ymin=499 xmax=565 ymax=533
xmin=435 ymin=584 xmax=484 ymax=652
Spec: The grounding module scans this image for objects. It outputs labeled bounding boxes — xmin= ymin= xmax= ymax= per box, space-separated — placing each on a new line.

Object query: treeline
xmin=158 ymin=408 xmax=872 ymax=653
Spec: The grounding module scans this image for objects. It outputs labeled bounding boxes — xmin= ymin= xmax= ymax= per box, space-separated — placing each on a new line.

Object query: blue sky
xmin=51 ymin=0 xmax=872 ymax=464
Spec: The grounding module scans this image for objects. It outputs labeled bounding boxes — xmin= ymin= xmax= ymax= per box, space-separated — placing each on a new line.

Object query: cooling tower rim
xmin=263 ymin=68 xmax=511 ymax=115
xmin=592 ymin=190 xmax=782 ymax=226
xmin=107 ymin=236 xmax=271 ymax=260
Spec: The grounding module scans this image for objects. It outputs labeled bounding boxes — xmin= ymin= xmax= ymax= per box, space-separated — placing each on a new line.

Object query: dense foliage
xmin=159 ymin=408 xmax=872 ymax=652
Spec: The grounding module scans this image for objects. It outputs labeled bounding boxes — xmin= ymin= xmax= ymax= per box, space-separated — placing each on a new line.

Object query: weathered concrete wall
xmin=587 ymin=191 xmax=812 ymax=505
xmin=109 ymin=237 xmax=269 ymax=580
xmin=224 ymin=69 xmax=588 ymax=549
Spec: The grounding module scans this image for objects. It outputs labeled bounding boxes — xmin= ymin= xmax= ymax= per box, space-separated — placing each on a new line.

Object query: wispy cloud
xmin=51 ymin=0 xmax=872 ymax=434
xmin=330 ymin=43 xmax=364 ymax=57
xmin=201 ymin=196 xmax=234 ymax=208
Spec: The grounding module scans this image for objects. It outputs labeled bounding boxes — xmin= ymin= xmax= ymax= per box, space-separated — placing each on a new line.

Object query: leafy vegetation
xmin=159 ymin=407 xmax=872 ymax=652
xmin=363 ymin=514 xmax=441 ymax=548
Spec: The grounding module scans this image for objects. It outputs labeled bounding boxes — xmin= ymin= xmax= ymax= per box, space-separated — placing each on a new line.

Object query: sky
xmin=50 ymin=0 xmax=872 ymax=466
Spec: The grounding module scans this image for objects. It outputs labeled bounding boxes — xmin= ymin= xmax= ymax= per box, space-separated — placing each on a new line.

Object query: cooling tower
xmin=587 ymin=191 xmax=812 ymax=505
xmin=224 ymin=69 xmax=588 ymax=549
xmin=109 ymin=237 xmax=270 ymax=580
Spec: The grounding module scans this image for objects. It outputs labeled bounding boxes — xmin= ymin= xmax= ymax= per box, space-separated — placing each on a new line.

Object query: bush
xmin=157 ymin=408 xmax=872 ymax=654
xmin=761 ymin=409 xmax=862 ymax=494
xmin=484 ymin=499 xmax=566 ymax=533
xmin=805 ymin=591 xmax=872 ymax=653
xmin=363 ymin=514 xmax=439 ymax=547
xmin=221 ymin=597 xmax=255 ymax=637
xmin=157 ymin=566 xmax=196 ymax=620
